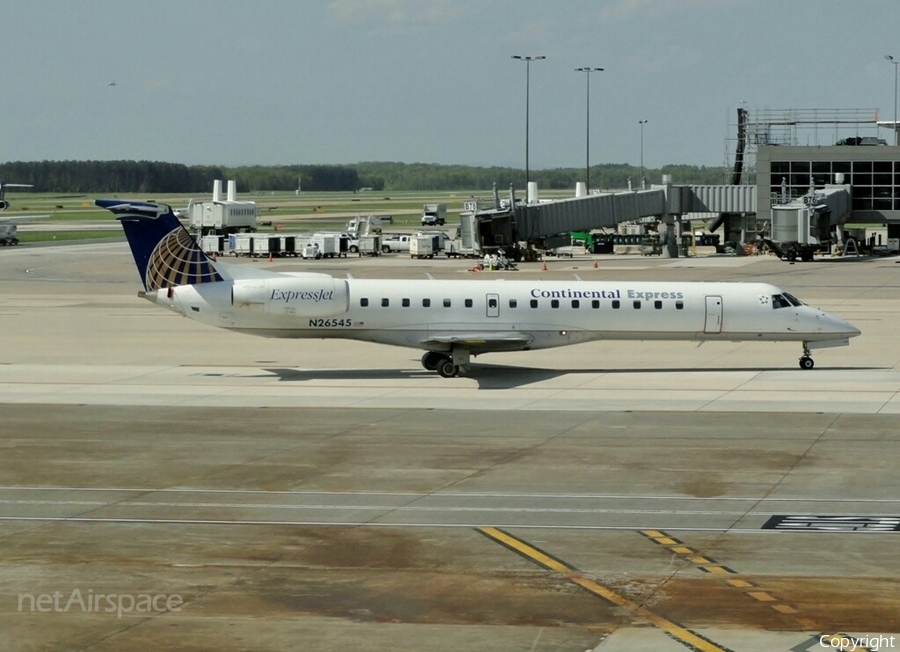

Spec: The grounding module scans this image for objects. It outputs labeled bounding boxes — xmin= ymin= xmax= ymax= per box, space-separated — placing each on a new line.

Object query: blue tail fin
xmin=96 ymin=199 xmax=223 ymax=291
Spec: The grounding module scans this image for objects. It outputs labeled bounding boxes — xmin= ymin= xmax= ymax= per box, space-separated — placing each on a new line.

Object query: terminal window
xmin=771 ymin=159 xmax=900 ymax=210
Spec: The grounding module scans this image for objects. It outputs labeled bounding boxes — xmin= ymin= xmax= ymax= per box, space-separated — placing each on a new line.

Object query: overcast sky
xmin=2 ymin=0 xmax=900 ymax=170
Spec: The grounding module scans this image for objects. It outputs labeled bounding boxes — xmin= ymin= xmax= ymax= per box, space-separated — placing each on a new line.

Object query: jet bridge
xmin=471 ymin=181 xmax=757 ymax=257
xmin=765 ymin=185 xmax=852 ymax=260
xmin=516 ymin=189 xmax=666 ymax=239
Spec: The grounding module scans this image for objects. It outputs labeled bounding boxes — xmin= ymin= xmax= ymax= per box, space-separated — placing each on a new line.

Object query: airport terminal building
xmin=756 ymin=144 xmax=900 ymax=224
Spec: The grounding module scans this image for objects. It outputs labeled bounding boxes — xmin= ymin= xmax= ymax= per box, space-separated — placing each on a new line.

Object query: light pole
xmin=512 ymin=55 xmax=546 ymax=189
xmin=886 ymin=55 xmax=899 ymax=146
xmin=638 ymin=119 xmax=648 ymax=188
xmin=575 ymin=67 xmax=604 ymax=192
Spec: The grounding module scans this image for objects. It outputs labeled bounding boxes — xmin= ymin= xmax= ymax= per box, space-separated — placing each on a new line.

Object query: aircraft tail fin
xmin=95 ymin=199 xmax=223 ymax=291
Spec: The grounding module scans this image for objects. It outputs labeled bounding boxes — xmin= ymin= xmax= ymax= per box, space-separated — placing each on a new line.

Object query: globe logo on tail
xmin=145 ymin=227 xmax=222 ymax=291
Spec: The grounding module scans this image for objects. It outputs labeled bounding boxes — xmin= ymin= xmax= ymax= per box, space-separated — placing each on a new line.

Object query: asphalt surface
xmin=1 ymin=241 xmax=899 ymax=651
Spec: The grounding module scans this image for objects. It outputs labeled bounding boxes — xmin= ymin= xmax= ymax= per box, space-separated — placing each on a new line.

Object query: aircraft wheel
xmin=799 ymin=356 xmax=814 ymax=370
xmin=421 ymin=351 xmax=444 ymax=372
xmin=437 ymin=360 xmax=458 ymax=378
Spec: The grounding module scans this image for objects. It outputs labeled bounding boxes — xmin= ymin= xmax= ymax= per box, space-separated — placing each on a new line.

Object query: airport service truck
xmin=188 ymin=180 xmax=257 ymax=236
xmin=421 ymin=204 xmax=446 ymax=226
xmin=382 ymin=234 xmax=412 ymax=253
xmin=0 ymin=224 xmax=19 ymax=245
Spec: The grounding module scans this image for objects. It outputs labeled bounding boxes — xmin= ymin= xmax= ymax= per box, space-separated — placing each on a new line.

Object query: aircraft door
xmin=704 ymin=295 xmax=722 ymax=334
xmin=486 ymin=293 xmax=500 ymax=318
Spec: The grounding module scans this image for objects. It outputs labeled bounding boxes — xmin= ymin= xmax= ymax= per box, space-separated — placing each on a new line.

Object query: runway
xmin=3 ymin=486 xmax=899 ymax=531
xmin=1 ymin=241 xmax=899 ymax=651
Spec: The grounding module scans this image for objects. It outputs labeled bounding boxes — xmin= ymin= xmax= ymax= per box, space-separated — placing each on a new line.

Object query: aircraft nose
xmin=826 ymin=313 xmax=860 ymax=338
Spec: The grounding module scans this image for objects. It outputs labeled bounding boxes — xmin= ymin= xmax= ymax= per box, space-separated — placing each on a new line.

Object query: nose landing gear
xmin=799 ymin=342 xmax=814 ymax=370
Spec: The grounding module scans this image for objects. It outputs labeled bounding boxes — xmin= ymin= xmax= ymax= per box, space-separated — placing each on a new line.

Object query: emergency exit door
xmin=704 ymin=295 xmax=722 ymax=333
xmin=486 ymin=293 xmax=500 ymax=318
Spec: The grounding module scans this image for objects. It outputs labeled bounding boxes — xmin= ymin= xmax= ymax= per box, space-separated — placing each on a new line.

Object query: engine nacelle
xmin=0 ymin=200 xmax=8 ymax=211
xmin=232 ymin=275 xmax=349 ymax=317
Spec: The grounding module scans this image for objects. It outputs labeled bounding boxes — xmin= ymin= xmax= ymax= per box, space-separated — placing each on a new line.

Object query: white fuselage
xmin=145 ymin=273 xmax=859 ymax=355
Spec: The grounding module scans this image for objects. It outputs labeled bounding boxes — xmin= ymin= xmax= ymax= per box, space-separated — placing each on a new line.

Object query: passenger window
xmin=443 ymin=299 xmax=451 ymax=308
xmin=488 ymin=298 xmax=498 ymax=308
xmin=592 ymin=300 xmax=600 ymax=309
xmin=571 ymin=300 xmax=580 ymax=309
xmin=402 ymin=298 xmax=410 ymax=307
xmin=675 ymin=301 xmax=684 ymax=310
xmin=530 ymin=299 xmax=538 ymax=308
xmin=633 ymin=300 xmax=641 ymax=309
xmin=381 ymin=298 xmax=389 ymax=307
xmin=654 ymin=300 xmax=662 ymax=309
xmin=612 ymin=300 xmax=620 ymax=309
xmin=509 ymin=299 xmax=517 ymax=308
xmin=465 ymin=299 xmax=473 ymax=308
xmin=422 ymin=298 xmax=431 ymax=307
xmin=360 ymin=298 xmax=369 ymax=307
xmin=551 ymin=299 xmax=559 ymax=309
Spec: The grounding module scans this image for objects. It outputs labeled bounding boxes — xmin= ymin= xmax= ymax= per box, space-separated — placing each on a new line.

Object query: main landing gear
xmin=799 ymin=342 xmax=815 ymax=370
xmin=421 ymin=350 xmax=470 ymax=378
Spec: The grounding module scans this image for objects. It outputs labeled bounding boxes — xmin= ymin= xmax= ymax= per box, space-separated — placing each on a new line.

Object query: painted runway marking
xmin=639 ymin=530 xmax=737 ymax=574
xmin=763 ymin=515 xmax=900 ymax=532
xmin=640 ymin=529 xmax=813 ymax=625
xmin=477 ymin=526 xmax=735 ymax=652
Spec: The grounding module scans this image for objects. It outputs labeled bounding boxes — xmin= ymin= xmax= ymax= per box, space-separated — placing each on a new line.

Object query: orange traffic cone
xmin=268 ymin=252 xmax=273 ymax=262
xmin=593 ymin=260 xmax=598 ymax=269
xmin=541 ymin=262 xmax=548 ymax=271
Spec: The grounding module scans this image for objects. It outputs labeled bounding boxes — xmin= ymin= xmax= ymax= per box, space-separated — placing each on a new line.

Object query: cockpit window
xmin=772 ymin=293 xmax=804 ymax=309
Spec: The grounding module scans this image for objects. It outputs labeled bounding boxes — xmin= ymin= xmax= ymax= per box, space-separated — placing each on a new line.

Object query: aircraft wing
xmin=420 ymin=332 xmax=534 ymax=353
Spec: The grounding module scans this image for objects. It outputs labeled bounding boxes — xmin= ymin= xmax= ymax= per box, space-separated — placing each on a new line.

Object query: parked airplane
xmin=96 ymin=199 xmax=861 ymax=377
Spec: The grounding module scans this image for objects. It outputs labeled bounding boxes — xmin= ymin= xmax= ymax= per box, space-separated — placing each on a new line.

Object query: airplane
xmin=0 ymin=184 xmax=48 ymax=245
xmin=0 ymin=182 xmax=34 ymax=211
xmin=96 ymin=199 xmax=861 ymax=377
xmin=108 ymin=81 xmax=117 ymax=87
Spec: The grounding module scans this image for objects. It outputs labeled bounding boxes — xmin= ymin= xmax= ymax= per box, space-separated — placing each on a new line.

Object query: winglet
xmin=95 ymin=199 xmax=223 ymax=291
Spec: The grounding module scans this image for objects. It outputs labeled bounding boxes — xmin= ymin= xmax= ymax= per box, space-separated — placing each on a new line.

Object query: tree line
xmin=0 ymin=159 xmax=729 ymax=194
